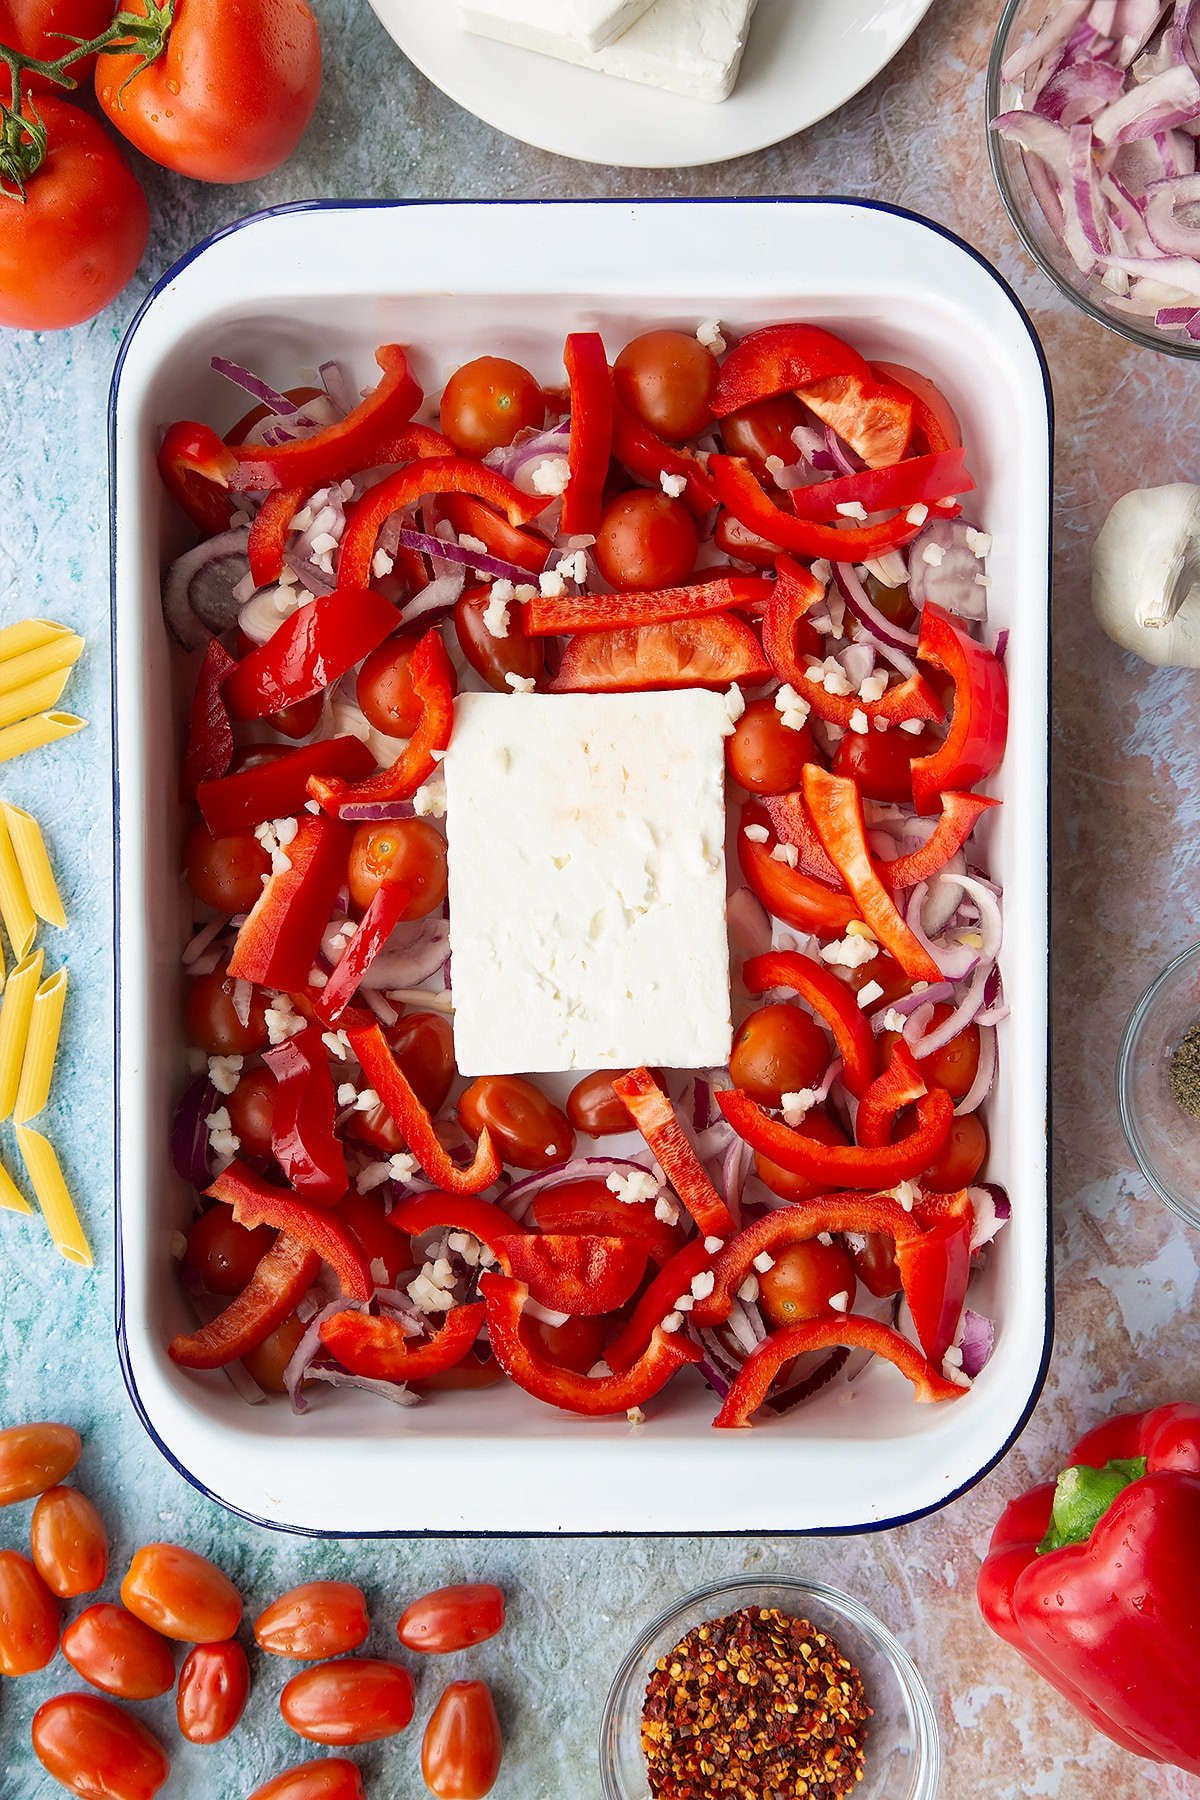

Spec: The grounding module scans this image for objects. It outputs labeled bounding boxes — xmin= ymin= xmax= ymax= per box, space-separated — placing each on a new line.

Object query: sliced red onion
xmin=402 ymin=571 xmax=466 ymax=625
xmin=283 ymin=552 xmax=337 ymax=598
xmin=994 ymin=627 xmax=1010 ymax=663
xmin=721 ymin=1135 xmax=754 ymax=1216
xmin=862 ymin=548 xmax=909 ymax=589
xmin=304 ymin=1366 xmax=420 ymax=1406
xmin=1144 ymin=170 xmax=1200 ymax=250
xmin=725 ymin=1297 xmax=767 ymax=1357
xmin=870 ymin=982 xmax=953 ymax=1028
xmin=211 ymin=357 xmax=329 ymax=431
xmin=362 ymin=987 xmax=398 ymax=1027
xmin=954 ymin=1024 xmax=998 ymax=1116
xmin=488 ymin=419 xmax=571 ymax=486
xmin=182 ymin=916 xmax=229 ymax=967
xmin=766 ymin=1347 xmax=852 ymax=1413
xmin=906 ymin=520 xmax=989 ymax=623
xmin=691 ymin=1076 xmax=714 ymax=1133
xmin=162 ymin=529 xmax=252 ymax=650
xmin=396 ymin=527 xmax=535 ymax=585
xmin=727 ymin=886 xmax=773 ymax=967
xmin=171 ymin=1080 xmax=216 ymax=1186
xmin=905 ymin=872 xmax=975 ymax=968
xmin=1093 ymin=58 xmax=1200 ymax=141
xmin=284 ymin=1297 xmax=362 ymax=1414
xmin=319 ymin=360 xmax=353 ymax=415
xmin=238 ymin=586 xmax=298 ymax=646
xmin=337 ymin=800 xmax=418 ymax=823
xmin=358 ymin=919 xmax=450 ymax=991
xmin=968 ymin=1184 xmax=1012 ymax=1251
xmin=837 ymin=639 xmax=877 ymax=691
xmin=1001 ymin=0 xmax=1091 ymax=83
xmin=833 ymin=562 xmax=919 ymax=663
xmin=1033 ymin=54 xmax=1127 ymax=118
xmin=822 ymin=423 xmax=864 ymax=477
xmin=695 ymin=1354 xmax=733 ymax=1401
xmin=499 ymin=1155 xmax=660 ymax=1224
xmin=230 ymin=979 xmax=253 ymax=1029
xmin=957 ymin=1309 xmax=996 ymax=1378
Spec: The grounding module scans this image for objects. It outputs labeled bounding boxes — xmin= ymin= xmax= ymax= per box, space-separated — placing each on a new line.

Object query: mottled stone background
xmin=2 ymin=0 xmax=1198 ymax=1794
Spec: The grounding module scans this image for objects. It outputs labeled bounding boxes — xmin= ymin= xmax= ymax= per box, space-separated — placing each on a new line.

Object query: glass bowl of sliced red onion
xmin=988 ymin=0 xmax=1200 ymax=354
xmin=1118 ymin=940 xmax=1200 ymax=1225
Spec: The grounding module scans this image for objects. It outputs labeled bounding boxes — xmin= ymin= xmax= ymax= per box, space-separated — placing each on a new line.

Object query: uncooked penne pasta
xmin=0 ymin=814 xmax=36 ymax=961
xmin=0 ymin=712 xmax=87 ymax=767
xmin=0 ymin=803 xmax=66 ymax=929
xmin=0 ymin=669 xmax=70 ymax=733
xmin=16 ymin=1125 xmax=92 ymax=1268
xmin=14 ymin=968 xmax=67 ymax=1125
xmin=0 ymin=620 xmax=75 ymax=664
xmin=0 ymin=1156 xmax=32 ymax=1216
xmin=0 ymin=635 xmax=84 ymax=698
xmin=0 ymin=949 xmax=43 ymax=1119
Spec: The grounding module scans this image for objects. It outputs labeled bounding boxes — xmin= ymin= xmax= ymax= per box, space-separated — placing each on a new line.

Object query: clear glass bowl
xmin=1118 ymin=941 xmax=1200 ymax=1227
xmin=599 ymin=1577 xmax=941 ymax=1800
xmin=986 ymin=0 xmax=1200 ymax=358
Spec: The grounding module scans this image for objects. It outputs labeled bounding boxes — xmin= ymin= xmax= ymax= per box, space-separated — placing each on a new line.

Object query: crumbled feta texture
xmin=538 ymin=569 xmax=567 ymax=599
xmin=888 ymin=1179 xmax=921 ymax=1213
xmin=770 ymin=843 xmax=799 ymax=868
xmin=858 ymin=672 xmax=888 ymax=704
xmin=737 ymin=1275 xmax=760 ymax=1303
xmin=848 ymin=708 xmax=869 ymax=735
xmin=660 ymin=470 xmax=688 ymax=499
xmin=673 ymin=1293 xmax=695 ymax=1313
xmin=922 ymin=541 xmax=946 ymax=567
xmin=752 ymin=1251 xmax=775 ymax=1275
xmin=690 ymin=1269 xmax=715 ymax=1300
xmin=828 ymin=1290 xmax=850 ymax=1313
xmin=289 ymin=505 xmax=314 ymax=532
xmin=697 ymin=319 xmax=727 ymax=353
xmin=412 ymin=773 xmax=448 ymax=819
xmin=337 ymin=1082 xmax=358 ymax=1107
xmin=654 ymin=1195 xmax=680 ymax=1227
xmin=372 ymin=548 xmax=395 ymax=579
xmin=879 ymin=1008 xmax=908 ymax=1033
xmin=743 ymin=822 xmax=770 ymax=844
xmin=857 ymin=980 xmax=885 ymax=1009
xmin=504 ymin=672 xmax=536 ymax=694
xmin=906 ymin=503 xmax=929 ymax=527
xmin=207 ymin=1054 xmax=243 ymax=1096
xmin=781 ymin=1089 xmax=816 ymax=1127
xmin=820 ymin=933 xmax=878 ymax=969
xmin=529 ymin=455 xmax=571 ymax=496
xmin=900 ymin=717 xmax=926 ymax=735
xmin=965 ymin=527 xmax=992 ymax=557
xmin=265 ymin=996 xmax=305 ymax=1046
xmin=443 ymin=691 xmax=732 ymax=1073
xmin=555 ymin=550 xmax=589 ymax=584
xmin=607 ymin=1169 xmax=661 ymax=1206
xmin=836 ymin=501 xmax=868 ymax=521
xmin=483 ymin=578 xmax=514 ymax=640
xmin=805 ymin=656 xmax=854 ymax=698
xmin=626 ymin=1405 xmax=646 ymax=1424
xmin=660 ymin=1310 xmax=683 ymax=1333
xmin=720 ymin=684 xmax=746 ymax=736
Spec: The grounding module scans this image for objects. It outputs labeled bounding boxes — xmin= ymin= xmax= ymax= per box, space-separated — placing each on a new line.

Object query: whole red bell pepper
xmin=560 ymin=332 xmax=613 ymax=537
xmin=741 ymin=950 xmax=876 ymax=1097
xmin=349 ymin=1023 xmax=502 ymax=1195
xmin=228 ymin=813 xmax=352 ymax=992
xmin=320 ymin=1303 xmax=486 ymax=1381
xmin=878 ymin=792 xmax=999 ymax=889
xmin=714 ymin=1315 xmax=965 ymax=1428
xmin=263 ymin=1028 xmax=348 ymax=1208
xmin=207 ymin=1163 xmax=372 ymax=1301
xmin=223 ymin=587 xmax=399 ymax=722
xmin=316 ymin=874 xmax=412 ymax=1028
xmin=198 ymin=737 xmax=376 ymax=837
xmin=336 ymin=457 xmax=546 ymax=590
xmin=604 ymin=1238 xmax=716 ymax=1373
xmin=610 ymin=400 xmax=719 ymax=514
xmin=496 ymin=1233 xmax=649 ymax=1318
xmin=309 ymin=628 xmax=454 ymax=816
xmin=797 ymin=368 xmax=916 ymax=468
xmin=737 ymin=803 xmax=859 ymax=939
xmin=523 ymin=575 xmax=771 ymax=637
xmin=389 ymin=1192 xmax=524 ymax=1262
xmin=612 ymin=1068 xmax=734 ymax=1239
xmin=168 ymin=1232 xmax=319 ymax=1369
xmin=897 ymin=1189 xmax=974 ymax=1364
xmin=786 ymin=448 xmax=973 ymax=523
xmin=711 ymin=456 xmax=928 ymax=563
xmin=911 ymin=604 xmax=1009 ymax=814
xmin=716 ymin=1086 xmax=953 ymax=1188
xmin=181 ymin=640 xmax=237 ymax=802
xmin=977 ymin=1404 xmax=1200 ymax=1774
xmin=712 ymin=324 xmax=869 ymax=418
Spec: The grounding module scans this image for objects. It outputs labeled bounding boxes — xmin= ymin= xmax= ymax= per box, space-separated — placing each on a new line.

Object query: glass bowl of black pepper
xmin=1118 ymin=941 xmax=1200 ymax=1226
xmin=599 ymin=1577 xmax=940 ymax=1800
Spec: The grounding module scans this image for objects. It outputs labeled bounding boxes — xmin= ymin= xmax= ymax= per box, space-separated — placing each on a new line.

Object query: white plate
xmin=111 ymin=197 xmax=1051 ymax=1537
xmin=367 ymin=0 xmax=937 ymax=169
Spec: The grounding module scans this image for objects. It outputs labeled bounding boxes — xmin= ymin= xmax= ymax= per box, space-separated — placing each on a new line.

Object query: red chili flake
xmin=641 ymin=1605 xmax=871 ymax=1799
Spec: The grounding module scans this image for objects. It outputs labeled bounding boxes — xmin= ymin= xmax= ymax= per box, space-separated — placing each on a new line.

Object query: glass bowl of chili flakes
xmin=1117 ymin=940 xmax=1200 ymax=1228
xmin=599 ymin=1576 xmax=939 ymax=1800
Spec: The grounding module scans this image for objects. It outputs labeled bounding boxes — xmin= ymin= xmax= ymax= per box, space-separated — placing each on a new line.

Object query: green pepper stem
xmin=1037 ymin=1456 xmax=1148 ymax=1555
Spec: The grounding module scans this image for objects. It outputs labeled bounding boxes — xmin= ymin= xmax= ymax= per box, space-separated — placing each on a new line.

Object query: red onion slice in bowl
xmin=171 ymin=1079 xmax=217 ymax=1186
xmin=396 ymin=527 xmax=542 ymax=585
xmin=957 ymin=1308 xmax=996 ymax=1378
xmin=162 ymin=529 xmax=252 ymax=650
xmin=907 ymin=520 xmax=990 ymax=623
xmin=832 ymin=562 xmax=919 ymax=659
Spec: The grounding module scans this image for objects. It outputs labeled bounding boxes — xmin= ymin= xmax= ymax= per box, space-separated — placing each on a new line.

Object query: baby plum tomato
xmin=268 ymin=693 xmax=324 ymax=740
xmin=61 ymin=1603 xmax=176 ymax=1700
xmin=32 ymin=1694 xmax=170 ymax=1800
xmin=528 ymin=1312 xmax=608 ymax=1375
xmin=248 ymin=1760 xmax=366 ymax=1800
xmin=566 ymin=1069 xmax=636 ymax=1137
xmin=440 ymin=356 xmax=545 ymax=456
xmin=833 ymin=725 xmax=939 ymax=804
xmin=853 ymin=1232 xmax=902 ymax=1298
xmin=226 ymin=1065 xmax=279 ymax=1159
xmin=613 ymin=329 xmax=718 ymax=441
xmin=457 ymin=1075 xmax=574 ymax=1170
xmin=241 ymin=1314 xmax=307 ymax=1393
xmin=31 ymin=1487 xmax=109 ymax=1598
xmin=0 ymin=1551 xmax=58 ymax=1674
xmin=177 ymin=1640 xmax=251 ymax=1745
xmin=279 ymin=1658 xmax=415 ymax=1745
xmin=838 ymin=952 xmax=911 ymax=1012
xmin=726 ymin=697 xmax=817 ymax=795
xmin=185 ymin=1207 xmax=276 ymax=1297
xmin=347 ymin=819 xmax=448 ymax=918
xmin=0 ymin=1421 xmax=80 ymax=1505
xmin=340 ymin=1189 xmax=410 ymax=1290
xmin=184 ymin=821 xmax=271 ymax=914
xmin=879 ymin=1005 xmax=980 ymax=1100
xmin=595 ymin=490 xmax=698 ymax=592
xmin=754 ymin=1110 xmax=849 ymax=1205
xmin=255 ymin=1581 xmax=370 ymax=1661
xmin=397 ymin=1583 xmax=506 ymax=1655
xmin=729 ymin=1003 xmax=831 ymax=1106
xmin=121 ymin=1544 xmax=243 ymax=1644
xmin=923 ymin=1113 xmax=988 ymax=1192
xmin=454 ymin=586 xmax=545 ymax=693
xmin=357 ymin=632 xmax=458 ymax=739
xmin=759 ymin=1240 xmax=858 ymax=1329
xmin=422 ymin=1679 xmax=504 ymax=1800
xmin=389 ymin=1011 xmax=455 ymax=1115
xmin=719 ymin=394 xmax=807 ymax=470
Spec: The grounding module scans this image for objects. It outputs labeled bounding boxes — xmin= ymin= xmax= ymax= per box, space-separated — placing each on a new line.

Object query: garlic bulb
xmin=1092 ymin=484 xmax=1200 ymax=666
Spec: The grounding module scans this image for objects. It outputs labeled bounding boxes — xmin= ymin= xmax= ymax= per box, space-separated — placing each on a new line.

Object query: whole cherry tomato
xmin=594 ymin=490 xmax=698 ymax=591
xmin=832 ymin=725 xmax=939 ymax=803
xmin=31 ymin=1485 xmax=109 ymax=1598
xmin=729 ymin=1003 xmax=831 ymax=1106
xmin=347 ymin=819 xmax=447 ymax=918
xmin=759 ymin=1240 xmax=858 ymax=1329
xmin=184 ymin=963 xmax=270 ymax=1056
xmin=719 ymin=394 xmax=807 ymax=470
xmin=62 ymin=1603 xmax=177 ymax=1700
xmin=32 ymin=1694 xmax=170 ymax=1800
xmin=853 ymin=1231 xmax=902 ymax=1298
xmin=241 ymin=1314 xmax=306 ymax=1393
xmin=565 ymin=1069 xmax=636 ymax=1137
xmin=923 ymin=1112 xmax=988 ymax=1192
xmin=248 ymin=1760 xmax=366 ymax=1800
xmin=838 ymin=952 xmax=911 ymax=1012
xmin=440 ymin=356 xmax=545 ymax=456
xmin=725 ymin=697 xmax=817 ymax=795
xmin=457 ymin=1075 xmax=574 ymax=1170
xmin=185 ymin=820 xmax=271 ymax=913
xmin=613 ymin=330 xmax=718 ymax=441
xmin=422 ymin=1680 xmax=503 ymax=1800
xmin=255 ymin=1581 xmax=370 ymax=1660
xmin=454 ymin=586 xmax=545 ymax=694
xmin=121 ymin=1543 xmax=243 ymax=1644
xmin=0 ymin=0 xmax=114 ymax=89
xmin=397 ymin=1583 xmax=506 ymax=1655
xmin=754 ymin=1110 xmax=848 ymax=1204
xmin=339 ymin=1188 xmax=410 ymax=1289
xmin=388 ymin=1011 xmax=455 ymax=1115
xmin=0 ymin=1421 xmax=80 ymax=1505
xmin=226 ymin=1066 xmax=279 ymax=1159
xmin=177 ymin=1639 xmax=252 ymax=1744
xmin=0 ymin=1550 xmax=59 ymax=1674
xmin=97 ymin=0 xmax=322 ymax=184
xmin=357 ymin=633 xmax=459 ymax=739
xmin=528 ymin=1312 xmax=607 ymax=1375
xmin=280 ymin=1658 xmax=415 ymax=1745
xmin=185 ymin=1207 xmax=276 ymax=1296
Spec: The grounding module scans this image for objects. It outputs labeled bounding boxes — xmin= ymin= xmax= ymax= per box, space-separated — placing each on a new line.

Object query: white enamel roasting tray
xmin=111 ymin=199 xmax=1052 ymax=1536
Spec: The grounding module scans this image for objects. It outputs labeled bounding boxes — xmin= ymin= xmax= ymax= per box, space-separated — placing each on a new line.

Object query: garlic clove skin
xmin=1092 ymin=483 xmax=1200 ymax=666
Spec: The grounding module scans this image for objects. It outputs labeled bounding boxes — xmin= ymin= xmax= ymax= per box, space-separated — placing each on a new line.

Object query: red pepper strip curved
xmin=854 ymin=1039 xmax=929 ymax=1148
xmin=712 ymin=323 xmax=870 ymax=418
xmin=319 ymin=1302 xmax=486 ymax=1381
xmin=611 ymin=399 xmax=719 ymax=514
xmin=911 ymin=603 xmax=1009 ymax=816
xmin=711 ymin=456 xmax=927 ymax=562
xmin=787 ymin=448 xmax=973 ymax=522
xmin=897 ymin=1188 xmax=973 ymax=1364
xmin=390 ymin=1192 xmax=523 ymax=1261
xmin=158 ymin=420 xmax=237 ymax=535
xmin=548 ymin=614 xmax=770 ymax=694
xmin=480 ymin=1273 xmax=701 ymax=1417
xmin=223 ymin=588 xmax=399 ymax=721
xmin=869 ymin=361 xmax=962 ymax=455
xmin=561 ymin=332 xmax=613 ymax=537
xmin=496 ymin=1233 xmax=650 ymax=1317
xmin=350 ymin=1023 xmax=502 ymax=1195
xmin=374 ymin=421 xmax=456 ymax=461
xmin=690 ymin=1194 xmax=924 ymax=1330
xmin=208 ymin=1163 xmax=372 ymax=1301
xmin=605 ymin=1239 xmax=716 ymax=1374
xmin=795 ymin=369 xmax=916 ymax=469
xmin=716 ymin=1086 xmax=953 ymax=1187
xmin=335 ymin=457 xmax=546 ymax=591
xmin=523 ymin=575 xmax=772 ymax=636
xmin=316 ymin=874 xmax=412 ymax=1027
xmin=228 ymin=813 xmax=353 ymax=991
xmin=737 ymin=803 xmax=859 ymax=939
xmin=229 ymin=346 xmax=424 ymax=492
xmin=612 ymin=1068 xmax=735 ymax=1239
xmin=529 ymin=1188 xmax=681 ymax=1267
xmin=263 ymin=1028 xmax=349 ymax=1208
xmin=713 ymin=1315 xmax=965 ymax=1427
xmin=181 ymin=639 xmax=237 ymax=803
xmin=198 ymin=737 xmax=376 ymax=838
xmin=440 ymin=493 xmax=551 ymax=575
xmin=763 ymin=792 xmax=842 ymax=886
xmin=801 ymin=765 xmax=943 ymax=983
xmin=714 ymin=509 xmax=778 ymax=569
xmin=248 ymin=485 xmax=305 ymax=587
xmin=309 ymin=628 xmax=455 ymax=815
xmin=879 ymin=792 xmax=1000 ymax=889
xmin=168 ymin=1233 xmax=319 ymax=1369
xmin=741 ymin=950 xmax=877 ymax=1097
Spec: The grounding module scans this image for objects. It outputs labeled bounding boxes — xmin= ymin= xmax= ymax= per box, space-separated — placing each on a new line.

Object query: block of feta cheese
xmin=444 ymin=690 xmax=732 ymax=1075
xmin=459 ymin=0 xmax=658 ymax=58
xmin=460 ymin=0 xmax=760 ymax=104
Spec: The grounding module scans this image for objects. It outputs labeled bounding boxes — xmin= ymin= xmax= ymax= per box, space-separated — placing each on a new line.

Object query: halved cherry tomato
xmin=613 ymin=330 xmax=718 ymax=441
xmin=347 ymin=819 xmax=447 ymax=917
xmin=458 ymin=1076 xmax=574 ymax=1170
xmin=440 ymin=357 xmax=545 ymax=456
xmin=357 ymin=633 xmax=459 ymax=739
xmin=880 ymin=1005 xmax=980 ymax=1100
xmin=454 ymin=585 xmax=546 ymax=693
xmin=226 ymin=1067 xmax=279 ymax=1160
xmin=31 ymin=1486 xmax=108 ymax=1598
xmin=248 ymin=1759 xmax=366 ymax=1800
xmin=32 ymin=1693 xmax=169 ymax=1800
xmin=340 ymin=1189 xmax=411 ymax=1289
xmin=725 ymin=697 xmax=817 ymax=796
xmin=62 ymin=1603 xmax=176 ymax=1700
xmin=923 ymin=1112 xmax=988 ymax=1191
xmin=177 ymin=1639 xmax=252 ymax=1744
xmin=185 ymin=963 xmax=270 ymax=1057
xmin=121 ymin=1543 xmax=243 ymax=1644
xmin=422 ymin=1679 xmax=503 ymax=1800
xmin=594 ymin=490 xmax=698 ymax=591
xmin=550 ymin=615 xmax=769 ymax=694
xmin=0 ymin=1550 xmax=58 ymax=1674
xmin=280 ymin=1658 xmax=415 ymax=1745
xmin=719 ymin=393 xmax=807 ymax=470
xmin=241 ymin=1314 xmax=306 ymax=1393
xmin=184 ymin=820 xmax=271 ymax=914
xmin=729 ymin=1003 xmax=831 ymax=1106
xmin=185 ymin=1208 xmax=277 ymax=1296
xmin=759 ymin=1240 xmax=858 ymax=1329
xmin=255 ymin=1581 xmax=370 ymax=1660
xmin=528 ymin=1312 xmax=608 ymax=1375
xmin=0 ymin=1421 xmax=80 ymax=1505
xmin=397 ymin=1583 xmax=506 ymax=1654
xmin=853 ymin=1231 xmax=902 ymax=1297
xmin=754 ymin=1110 xmax=848 ymax=1204
xmin=833 ymin=726 xmax=940 ymax=804
xmin=566 ymin=1069 xmax=636 ymax=1137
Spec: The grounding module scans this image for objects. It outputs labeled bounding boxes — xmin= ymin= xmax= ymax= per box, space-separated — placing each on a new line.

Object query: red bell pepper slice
xmin=549 ymin=615 xmax=770 ymax=694
xmin=309 ymin=628 xmax=455 ymax=816
xmin=376 ymin=421 xmax=456 ymax=462
xmin=610 ymin=399 xmax=719 ymax=514
xmin=496 ymin=1233 xmax=649 ymax=1317
xmin=711 ymin=456 xmax=927 ymax=562
xmin=228 ymin=813 xmax=352 ymax=992
xmin=737 ymin=802 xmax=858 ymax=939
xmin=336 ymin=457 xmax=547 ymax=591
xmin=878 ymin=792 xmax=999 ymax=889
xmin=223 ymin=588 xmax=399 ymax=722
xmin=158 ymin=420 xmax=236 ymax=535
xmin=247 ymin=485 xmax=305 ymax=587
xmin=741 ymin=950 xmax=877 ymax=1097
xmin=712 ymin=324 xmax=870 ymax=418
xmin=319 ymin=1302 xmax=486 ymax=1381
xmin=713 ymin=1315 xmax=965 ymax=1427
xmin=762 ymin=792 xmax=842 ymax=885
xmin=440 ymin=493 xmax=551 ymax=575
xmin=529 ymin=1186 xmax=681 ymax=1266
xmin=560 ymin=332 xmax=613 ymax=537
xmin=168 ymin=1232 xmax=319 ymax=1369
xmin=911 ymin=603 xmax=1009 ymax=815
xmin=523 ymin=575 xmax=772 ymax=637
xmin=786 ymin=448 xmax=973 ymax=522
xmin=897 ymin=1188 xmax=974 ymax=1364
xmin=870 ymin=361 xmax=962 ymax=455
xmin=181 ymin=640 xmax=237 ymax=803
xmin=605 ymin=1238 xmax=717 ymax=1374
xmin=480 ymin=1273 xmax=701 ymax=1417
xmin=198 ymin=737 xmax=376 ymax=838
xmin=801 ymin=766 xmax=943 ymax=983
xmin=612 ymin=1068 xmax=735 ymax=1239
xmin=208 ymin=1163 xmax=372 ymax=1301
xmin=316 ymin=873 xmax=412 ymax=1028
xmin=714 ymin=509 xmax=780 ymax=569
xmin=350 ymin=1024 xmax=502 ymax=1195
xmin=390 ymin=1192 xmax=523 ymax=1262
xmin=262 ymin=1028 xmax=349 ymax=1208
xmin=716 ymin=1086 xmax=954 ymax=1188
xmin=227 ymin=346 xmax=424 ymax=493
xmin=854 ymin=1039 xmax=929 ymax=1148
xmin=797 ymin=368 xmax=916 ymax=468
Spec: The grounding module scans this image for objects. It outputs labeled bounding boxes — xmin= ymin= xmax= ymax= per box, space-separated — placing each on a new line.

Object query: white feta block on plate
xmin=461 ymin=0 xmax=759 ymax=104
xmin=459 ymin=0 xmax=658 ymax=58
xmin=444 ymin=690 xmax=731 ymax=1075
